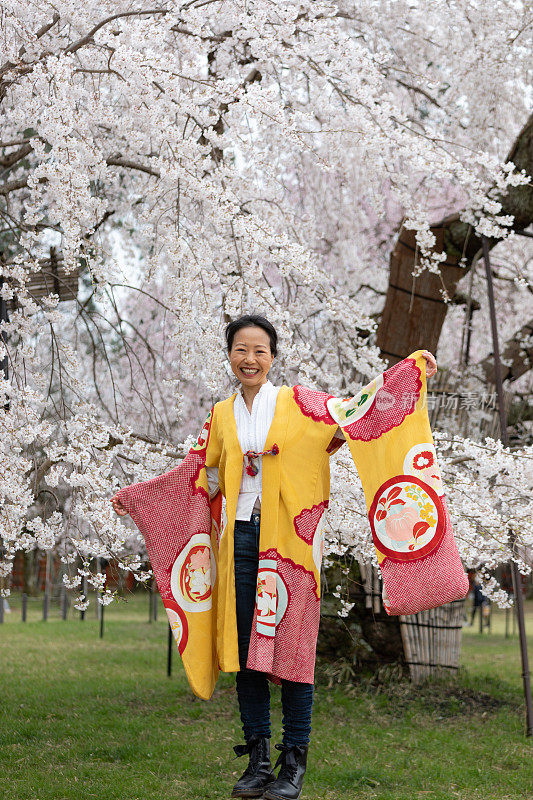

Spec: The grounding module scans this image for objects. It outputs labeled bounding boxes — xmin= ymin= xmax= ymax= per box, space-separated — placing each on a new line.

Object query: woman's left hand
xmin=420 ymin=350 xmax=437 ymax=378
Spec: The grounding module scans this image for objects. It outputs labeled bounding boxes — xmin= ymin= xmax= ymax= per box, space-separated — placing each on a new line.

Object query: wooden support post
xmin=482 ymin=235 xmax=533 ymax=737
xmin=167 ymin=623 xmax=172 ymax=677
xmin=80 ymin=575 xmax=87 ymax=621
xmin=43 ymin=552 xmax=50 ymax=621
xmin=61 ymin=585 xmax=67 ymax=620
xmin=22 ymin=592 xmax=27 ymax=621
xmin=0 ymin=273 xmax=10 ymax=413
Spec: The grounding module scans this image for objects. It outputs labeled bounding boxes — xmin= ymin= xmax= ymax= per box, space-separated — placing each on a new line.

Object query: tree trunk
xmin=377 ymin=113 xmax=533 ymax=364
xmin=317 ymin=559 xmax=406 ymax=676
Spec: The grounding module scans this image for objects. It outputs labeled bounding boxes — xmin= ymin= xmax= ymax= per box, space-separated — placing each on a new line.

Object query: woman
xmin=111 ymin=315 xmax=441 ymax=800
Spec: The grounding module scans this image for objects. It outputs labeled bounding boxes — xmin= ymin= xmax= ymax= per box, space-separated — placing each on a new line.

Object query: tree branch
xmin=105 ymin=157 xmax=160 ymax=178
xmin=478 ymin=319 xmax=533 ymax=383
xmin=0 ymin=177 xmax=29 ymax=195
xmin=64 ymin=9 xmax=169 ymax=56
xmin=0 ymin=12 xmax=60 ymax=78
xmin=0 ymin=143 xmax=32 ymax=171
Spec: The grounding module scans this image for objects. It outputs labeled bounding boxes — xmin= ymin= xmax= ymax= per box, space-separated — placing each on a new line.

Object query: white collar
xmin=236 ymin=379 xmax=277 ymax=398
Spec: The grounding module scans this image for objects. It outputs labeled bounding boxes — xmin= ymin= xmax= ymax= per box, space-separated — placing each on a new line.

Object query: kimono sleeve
xmin=327 ymin=350 xmax=469 ymax=616
xmin=115 ymin=406 xmax=223 ymax=699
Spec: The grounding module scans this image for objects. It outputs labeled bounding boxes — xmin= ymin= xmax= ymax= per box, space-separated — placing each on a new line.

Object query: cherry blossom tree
xmin=0 ymin=1 xmax=531 ymax=608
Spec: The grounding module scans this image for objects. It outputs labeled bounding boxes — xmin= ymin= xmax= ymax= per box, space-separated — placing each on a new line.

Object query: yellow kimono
xmin=116 ymin=349 xmax=468 ymax=699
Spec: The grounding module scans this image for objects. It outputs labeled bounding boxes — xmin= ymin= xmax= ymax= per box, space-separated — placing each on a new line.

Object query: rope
xmin=243 ymin=443 xmax=279 ymax=477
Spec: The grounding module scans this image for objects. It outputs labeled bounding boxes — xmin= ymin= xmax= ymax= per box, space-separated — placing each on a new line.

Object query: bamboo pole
xmin=416 ymin=613 xmax=424 ymax=683
xmin=445 ymin=605 xmax=451 ymax=672
xmin=435 ymin=607 xmax=442 ymax=671
xmin=401 ymin=617 xmax=409 ymax=669
xmin=416 ymin=613 xmax=423 ymax=683
xmin=428 ymin=610 xmax=434 ymax=679
xmin=481 ymin=235 xmax=532 ymax=737
xmin=424 ymin=611 xmax=430 ymax=681
xmin=446 ymin=606 xmax=451 ymax=669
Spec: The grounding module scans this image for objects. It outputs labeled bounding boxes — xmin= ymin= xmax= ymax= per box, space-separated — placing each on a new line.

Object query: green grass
xmin=1 ymin=593 xmax=531 ymax=800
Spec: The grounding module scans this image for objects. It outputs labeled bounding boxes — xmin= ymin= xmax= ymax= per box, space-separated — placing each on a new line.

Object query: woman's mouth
xmin=240 ymin=367 xmax=260 ymax=376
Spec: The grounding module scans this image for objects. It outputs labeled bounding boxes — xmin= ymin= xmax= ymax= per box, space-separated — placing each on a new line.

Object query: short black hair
xmin=225 ymin=315 xmax=278 ymax=357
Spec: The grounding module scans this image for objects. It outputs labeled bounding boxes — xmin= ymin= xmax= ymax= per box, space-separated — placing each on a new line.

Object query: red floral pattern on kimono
xmin=292 ymin=385 xmax=336 ymax=424
xmin=293 ymin=501 xmax=329 ymax=545
xmin=326 ymin=357 xmax=422 ymax=441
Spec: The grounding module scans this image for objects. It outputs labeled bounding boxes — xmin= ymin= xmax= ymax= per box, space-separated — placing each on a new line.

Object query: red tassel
xmin=243 ymin=444 xmax=279 ymax=477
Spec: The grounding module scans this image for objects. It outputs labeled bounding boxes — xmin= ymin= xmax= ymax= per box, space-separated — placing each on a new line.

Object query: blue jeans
xmin=234 ymin=514 xmax=314 ymax=746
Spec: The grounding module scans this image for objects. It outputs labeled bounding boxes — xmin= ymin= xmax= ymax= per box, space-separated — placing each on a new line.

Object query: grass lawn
xmin=1 ymin=592 xmax=531 ymax=800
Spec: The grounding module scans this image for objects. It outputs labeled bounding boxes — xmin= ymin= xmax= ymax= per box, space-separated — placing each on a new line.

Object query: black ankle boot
xmin=263 ymin=743 xmax=309 ymax=800
xmin=231 ymin=735 xmax=276 ymax=798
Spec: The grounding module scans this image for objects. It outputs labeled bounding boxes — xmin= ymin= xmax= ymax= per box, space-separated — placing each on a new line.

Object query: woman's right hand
xmin=110 ymin=494 xmax=129 ymax=516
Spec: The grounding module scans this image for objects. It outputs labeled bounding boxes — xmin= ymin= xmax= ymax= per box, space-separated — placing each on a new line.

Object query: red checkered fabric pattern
xmin=342 ymin=357 xmax=422 ymax=441
xmin=292 ymin=385 xmax=336 ymax=424
xmin=116 ymin=451 xmax=210 ymax=601
xmin=246 ymin=548 xmax=321 ymax=683
xmin=293 ymin=501 xmax=328 ymax=545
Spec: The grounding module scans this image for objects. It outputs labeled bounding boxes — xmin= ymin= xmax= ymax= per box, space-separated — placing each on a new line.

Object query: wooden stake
xmin=61 ymin=585 xmax=67 ymax=620
xmin=482 ymin=235 xmax=533 ymax=737
xmin=43 ymin=551 xmax=50 ymax=621
xmin=167 ymin=622 xmax=172 ymax=677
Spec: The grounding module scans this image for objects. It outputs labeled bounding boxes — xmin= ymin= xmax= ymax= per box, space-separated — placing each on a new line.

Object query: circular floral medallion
xmin=403 ymin=442 xmax=444 ymax=496
xmin=256 ymin=558 xmax=289 ymax=637
xmin=369 ymin=475 xmax=445 ymax=562
xmin=170 ymin=533 xmax=216 ymax=612
xmin=163 ymin=599 xmax=189 ymax=654
xmin=327 ymin=374 xmax=384 ymax=427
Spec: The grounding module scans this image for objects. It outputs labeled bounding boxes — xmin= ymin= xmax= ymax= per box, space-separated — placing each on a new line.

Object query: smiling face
xmin=229 ymin=325 xmax=274 ymax=389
